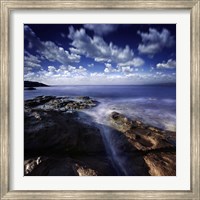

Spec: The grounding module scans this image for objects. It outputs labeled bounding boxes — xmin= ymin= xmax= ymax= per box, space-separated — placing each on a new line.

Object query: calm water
xmin=24 ymin=85 xmax=176 ymax=131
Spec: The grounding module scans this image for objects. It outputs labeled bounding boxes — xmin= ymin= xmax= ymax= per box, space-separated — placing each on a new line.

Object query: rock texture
xmin=24 ymin=96 xmax=176 ymax=176
xmin=25 ymin=96 xmax=98 ymax=111
xmin=109 ymin=111 xmax=176 ymax=176
xmin=24 ymin=96 xmax=116 ymax=176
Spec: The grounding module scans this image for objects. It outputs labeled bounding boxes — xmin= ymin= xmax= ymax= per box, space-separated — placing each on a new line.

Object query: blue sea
xmin=25 ymin=85 xmax=176 ymax=131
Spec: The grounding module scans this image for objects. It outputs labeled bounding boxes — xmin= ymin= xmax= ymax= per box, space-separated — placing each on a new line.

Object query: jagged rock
xmin=25 ymin=96 xmax=98 ymax=111
xmin=74 ymin=164 xmax=98 ymax=176
xmin=24 ymin=155 xmax=117 ymax=176
xmin=24 ymin=109 xmax=106 ymax=154
xmin=24 ymin=97 xmax=117 ymax=176
xmin=24 ymin=96 xmax=176 ymax=176
xmin=144 ymin=152 xmax=176 ymax=176
xmin=109 ymin=111 xmax=176 ymax=176
xmin=25 ymin=96 xmax=55 ymax=107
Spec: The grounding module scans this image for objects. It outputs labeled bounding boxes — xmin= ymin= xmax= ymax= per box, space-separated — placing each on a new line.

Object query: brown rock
xmin=144 ymin=152 xmax=176 ymax=176
xmin=109 ymin=111 xmax=176 ymax=176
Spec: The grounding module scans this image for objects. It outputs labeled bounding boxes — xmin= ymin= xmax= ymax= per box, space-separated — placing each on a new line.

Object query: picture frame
xmin=0 ymin=0 xmax=199 ymax=199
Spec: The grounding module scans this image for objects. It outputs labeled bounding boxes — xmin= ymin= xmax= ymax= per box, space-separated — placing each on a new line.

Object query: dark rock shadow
xmin=24 ymin=99 xmax=175 ymax=176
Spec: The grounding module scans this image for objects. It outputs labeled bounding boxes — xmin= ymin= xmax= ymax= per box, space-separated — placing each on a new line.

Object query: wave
xmin=82 ymin=98 xmax=176 ymax=132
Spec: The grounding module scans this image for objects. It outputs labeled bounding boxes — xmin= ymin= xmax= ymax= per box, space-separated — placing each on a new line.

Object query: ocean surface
xmin=25 ymin=85 xmax=176 ymax=131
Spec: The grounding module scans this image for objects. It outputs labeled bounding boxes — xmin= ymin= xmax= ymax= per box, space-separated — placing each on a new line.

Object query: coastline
xmin=24 ymin=95 xmax=176 ymax=176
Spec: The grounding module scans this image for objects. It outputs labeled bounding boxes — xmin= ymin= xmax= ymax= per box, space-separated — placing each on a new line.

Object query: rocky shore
xmin=109 ymin=112 xmax=176 ymax=176
xmin=24 ymin=96 xmax=176 ymax=176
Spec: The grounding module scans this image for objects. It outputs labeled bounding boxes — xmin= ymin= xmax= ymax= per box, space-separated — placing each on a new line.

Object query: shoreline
xmin=24 ymin=95 xmax=176 ymax=176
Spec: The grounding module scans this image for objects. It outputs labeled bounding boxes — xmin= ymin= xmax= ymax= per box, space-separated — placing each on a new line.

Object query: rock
xmin=24 ymin=95 xmax=119 ymax=176
xmin=109 ymin=111 xmax=176 ymax=176
xmin=110 ymin=112 xmax=134 ymax=132
xmin=24 ymin=110 xmax=106 ymax=154
xmin=24 ymin=96 xmax=176 ymax=176
xmin=24 ymin=156 xmax=49 ymax=175
xmin=109 ymin=112 xmax=175 ymax=151
xmin=24 ymin=155 xmax=117 ymax=176
xmin=25 ymin=96 xmax=55 ymax=107
xmin=74 ymin=164 xmax=98 ymax=176
xmin=25 ymin=96 xmax=98 ymax=111
xmin=77 ymin=96 xmax=90 ymax=100
xmin=144 ymin=152 xmax=176 ymax=176
xmin=24 ymin=156 xmax=78 ymax=176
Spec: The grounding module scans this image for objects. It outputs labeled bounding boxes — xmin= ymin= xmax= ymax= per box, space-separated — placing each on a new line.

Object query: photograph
xmin=1 ymin=0 xmax=200 ymax=198
xmin=24 ymin=24 xmax=176 ymax=176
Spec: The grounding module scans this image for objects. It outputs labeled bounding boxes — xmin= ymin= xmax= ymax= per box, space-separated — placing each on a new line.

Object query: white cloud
xmin=48 ymin=66 xmax=56 ymax=71
xmin=24 ymin=25 xmax=80 ymax=66
xmin=138 ymin=28 xmax=175 ymax=57
xmin=52 ymin=65 xmax=87 ymax=76
xmin=117 ymin=57 xmax=144 ymax=68
xmin=25 ymin=69 xmax=176 ymax=85
xmin=104 ymin=63 xmax=118 ymax=73
xmin=41 ymin=42 xmax=80 ymax=64
xmin=156 ymin=59 xmax=176 ymax=69
xmin=104 ymin=62 xmax=142 ymax=74
xmin=84 ymin=24 xmax=118 ymax=35
xmin=88 ymin=63 xmax=94 ymax=67
xmin=24 ymin=72 xmax=36 ymax=79
xmin=24 ymin=51 xmax=41 ymax=72
xmin=121 ymin=66 xmax=134 ymax=74
xmin=68 ymin=26 xmax=144 ymax=67
xmin=156 ymin=72 xmax=162 ymax=75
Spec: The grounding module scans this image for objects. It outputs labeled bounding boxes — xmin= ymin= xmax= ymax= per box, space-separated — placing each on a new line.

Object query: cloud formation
xmin=84 ymin=24 xmax=118 ymax=35
xmin=104 ymin=63 xmax=136 ymax=74
xmin=24 ymin=25 xmax=80 ymax=65
xmin=137 ymin=28 xmax=175 ymax=57
xmin=24 ymin=24 xmax=176 ymax=85
xmin=68 ymin=26 xmax=144 ymax=68
xmin=88 ymin=63 xmax=94 ymax=67
xmin=25 ymin=69 xmax=176 ymax=85
xmin=24 ymin=51 xmax=41 ymax=72
xmin=157 ymin=59 xmax=176 ymax=69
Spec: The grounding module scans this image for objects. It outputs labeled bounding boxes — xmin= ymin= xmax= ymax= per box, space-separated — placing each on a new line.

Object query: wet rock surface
xmin=24 ymin=96 xmax=116 ymax=176
xmin=24 ymin=96 xmax=176 ymax=176
xmin=109 ymin=111 xmax=176 ymax=176
xmin=25 ymin=95 xmax=98 ymax=111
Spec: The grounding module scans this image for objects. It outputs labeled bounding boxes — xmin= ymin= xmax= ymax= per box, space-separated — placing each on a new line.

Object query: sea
xmin=24 ymin=85 xmax=176 ymax=132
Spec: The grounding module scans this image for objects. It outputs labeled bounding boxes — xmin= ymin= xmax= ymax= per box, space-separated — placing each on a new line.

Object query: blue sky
xmin=24 ymin=24 xmax=176 ymax=85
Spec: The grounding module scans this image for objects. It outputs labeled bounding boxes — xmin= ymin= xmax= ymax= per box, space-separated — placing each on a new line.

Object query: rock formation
xmin=24 ymin=96 xmax=176 ymax=176
xmin=109 ymin=111 xmax=176 ymax=176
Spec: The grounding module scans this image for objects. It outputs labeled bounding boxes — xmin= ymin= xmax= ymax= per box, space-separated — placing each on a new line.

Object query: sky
xmin=24 ymin=24 xmax=176 ymax=85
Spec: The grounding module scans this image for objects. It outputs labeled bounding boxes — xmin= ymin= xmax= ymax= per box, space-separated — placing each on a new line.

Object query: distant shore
xmin=24 ymin=81 xmax=49 ymax=87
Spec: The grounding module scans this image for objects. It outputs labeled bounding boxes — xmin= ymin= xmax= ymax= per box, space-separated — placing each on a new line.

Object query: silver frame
xmin=0 ymin=0 xmax=199 ymax=199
